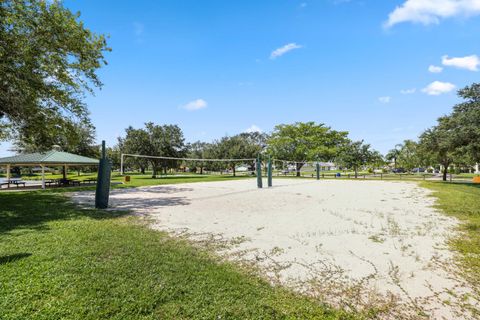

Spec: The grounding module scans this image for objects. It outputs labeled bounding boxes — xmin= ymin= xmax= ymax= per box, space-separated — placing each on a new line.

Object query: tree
xmin=419 ymin=117 xmax=458 ymax=181
xmin=369 ymin=150 xmax=385 ymax=170
xmin=118 ymin=123 xmax=186 ymax=178
xmin=267 ymin=122 xmax=348 ymax=176
xmin=0 ymin=0 xmax=109 ymax=141
xmin=446 ymin=83 xmax=480 ymax=164
xmin=186 ymin=141 xmax=211 ymax=174
xmin=12 ymin=118 xmax=98 ymax=158
xmin=118 ymin=127 xmax=150 ymax=174
xmin=207 ymin=133 xmax=265 ymax=176
xmin=385 ymin=144 xmax=402 ymax=169
xmin=396 ymin=140 xmax=420 ymax=171
xmin=337 ymin=140 xmax=375 ymax=178
xmin=107 ymin=146 xmax=121 ymax=171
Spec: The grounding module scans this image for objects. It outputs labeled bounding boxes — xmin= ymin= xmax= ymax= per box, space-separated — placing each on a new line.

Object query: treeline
xmin=386 ymin=83 xmax=480 ymax=181
xmin=106 ymin=121 xmax=382 ymax=178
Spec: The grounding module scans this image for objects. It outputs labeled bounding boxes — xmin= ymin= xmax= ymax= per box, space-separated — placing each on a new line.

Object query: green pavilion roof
xmin=0 ymin=150 xmax=99 ymax=166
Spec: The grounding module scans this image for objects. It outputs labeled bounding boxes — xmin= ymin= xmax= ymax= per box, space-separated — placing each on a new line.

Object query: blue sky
xmin=2 ymin=0 xmax=480 ymax=156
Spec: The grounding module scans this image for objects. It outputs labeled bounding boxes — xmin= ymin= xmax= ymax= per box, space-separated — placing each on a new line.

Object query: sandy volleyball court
xmin=71 ymin=179 xmax=479 ymax=319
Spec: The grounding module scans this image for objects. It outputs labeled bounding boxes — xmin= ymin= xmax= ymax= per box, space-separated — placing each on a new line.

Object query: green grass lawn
xmin=0 ymin=191 xmax=359 ymax=320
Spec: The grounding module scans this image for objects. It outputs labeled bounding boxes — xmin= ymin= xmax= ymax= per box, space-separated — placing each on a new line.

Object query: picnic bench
xmin=82 ymin=178 xmax=97 ymax=185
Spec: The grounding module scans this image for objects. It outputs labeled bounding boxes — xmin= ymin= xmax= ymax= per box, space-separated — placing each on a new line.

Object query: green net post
xmin=267 ymin=156 xmax=273 ymax=187
xmin=95 ymin=141 xmax=112 ymax=209
xmin=316 ymin=162 xmax=320 ymax=180
xmin=256 ymin=155 xmax=263 ymax=188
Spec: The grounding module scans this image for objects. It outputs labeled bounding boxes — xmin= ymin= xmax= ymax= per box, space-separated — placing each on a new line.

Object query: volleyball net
xmin=120 ymin=153 xmax=258 ymax=177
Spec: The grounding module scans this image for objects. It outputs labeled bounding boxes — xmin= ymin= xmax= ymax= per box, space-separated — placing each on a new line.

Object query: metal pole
xmin=256 ymin=155 xmax=263 ymax=188
xmin=120 ymin=154 xmax=124 ymax=175
xmin=6 ymin=164 xmax=10 ymax=188
xmin=41 ymin=165 xmax=46 ymax=189
xmin=267 ymin=156 xmax=272 ymax=187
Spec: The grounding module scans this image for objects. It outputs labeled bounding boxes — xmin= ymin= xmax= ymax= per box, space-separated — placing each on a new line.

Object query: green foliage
xmin=337 ymin=140 xmax=376 ymax=177
xmin=447 ymin=83 xmax=480 ymax=163
xmin=385 ymin=144 xmax=402 ymax=168
xmin=267 ymin=122 xmax=348 ymax=175
xmin=419 ymin=118 xmax=459 ymax=180
xmin=118 ymin=123 xmax=186 ymax=177
xmin=396 ymin=140 xmax=421 ymax=171
xmin=13 ymin=119 xmax=99 ymax=157
xmin=0 ymin=0 xmax=110 ymax=141
xmin=0 ymin=192 xmax=355 ymax=320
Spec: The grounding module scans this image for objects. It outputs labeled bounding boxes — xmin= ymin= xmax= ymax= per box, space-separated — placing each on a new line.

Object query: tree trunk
xmin=152 ymin=166 xmax=157 ymax=179
xmin=232 ymin=166 xmax=236 ymax=177
xmin=442 ymin=168 xmax=448 ymax=181
xmin=140 ymin=166 xmax=145 ymax=174
xmin=296 ymin=162 xmax=303 ymax=177
xmin=200 ymin=167 xmax=203 ymax=175
xmin=355 ymin=168 xmax=358 ymax=179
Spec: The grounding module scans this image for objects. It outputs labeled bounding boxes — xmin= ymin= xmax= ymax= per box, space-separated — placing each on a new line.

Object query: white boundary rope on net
xmin=120 ymin=153 xmax=257 ymax=175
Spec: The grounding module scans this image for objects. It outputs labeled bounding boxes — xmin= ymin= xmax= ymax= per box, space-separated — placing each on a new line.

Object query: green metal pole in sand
xmin=95 ymin=141 xmax=112 ymax=209
xmin=267 ymin=156 xmax=272 ymax=187
xmin=256 ymin=155 xmax=263 ymax=188
xmin=316 ymin=162 xmax=320 ymax=180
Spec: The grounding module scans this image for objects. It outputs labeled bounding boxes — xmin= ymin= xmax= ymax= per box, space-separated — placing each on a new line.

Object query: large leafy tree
xmin=0 ymin=0 xmax=109 ymax=141
xmin=446 ymin=83 xmax=480 ymax=163
xmin=13 ymin=118 xmax=98 ymax=157
xmin=118 ymin=123 xmax=186 ymax=178
xmin=396 ymin=140 xmax=421 ymax=171
xmin=205 ymin=132 xmax=266 ymax=176
xmin=419 ymin=117 xmax=459 ymax=181
xmin=337 ymin=140 xmax=376 ymax=178
xmin=186 ymin=141 xmax=211 ymax=174
xmin=267 ymin=122 xmax=348 ymax=176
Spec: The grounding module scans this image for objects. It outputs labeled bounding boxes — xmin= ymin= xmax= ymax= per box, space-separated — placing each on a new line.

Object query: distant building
xmin=235 ymin=165 xmax=250 ymax=172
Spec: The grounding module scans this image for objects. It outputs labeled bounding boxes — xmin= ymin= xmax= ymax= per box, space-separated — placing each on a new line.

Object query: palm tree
xmin=385 ymin=144 xmax=403 ymax=169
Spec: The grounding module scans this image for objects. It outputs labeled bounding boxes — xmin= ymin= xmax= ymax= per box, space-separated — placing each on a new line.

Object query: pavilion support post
xmin=41 ymin=165 xmax=46 ymax=189
xmin=63 ymin=165 xmax=68 ymax=180
xmin=6 ymin=164 xmax=10 ymax=188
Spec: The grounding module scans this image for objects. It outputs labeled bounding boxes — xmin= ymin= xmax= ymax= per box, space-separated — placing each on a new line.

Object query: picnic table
xmin=0 ymin=178 xmax=26 ymax=188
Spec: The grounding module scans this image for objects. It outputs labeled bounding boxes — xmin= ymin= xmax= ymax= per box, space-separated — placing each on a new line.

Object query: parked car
xmin=412 ymin=168 xmax=425 ymax=173
xmin=392 ymin=168 xmax=405 ymax=173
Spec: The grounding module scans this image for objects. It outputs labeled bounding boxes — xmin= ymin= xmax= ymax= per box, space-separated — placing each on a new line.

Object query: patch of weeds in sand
xmin=386 ymin=215 xmax=402 ymax=236
xmin=368 ymin=234 xmax=385 ymax=244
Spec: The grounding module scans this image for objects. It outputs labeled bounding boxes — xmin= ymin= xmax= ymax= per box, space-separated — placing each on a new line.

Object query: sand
xmin=70 ymin=179 xmax=479 ymax=319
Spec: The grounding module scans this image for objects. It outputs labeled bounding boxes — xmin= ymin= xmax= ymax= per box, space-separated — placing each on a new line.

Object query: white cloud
xmin=244 ymin=124 xmax=263 ymax=133
xmin=400 ymin=88 xmax=416 ymax=94
xmin=442 ymin=55 xmax=480 ymax=71
xmin=428 ymin=65 xmax=443 ymax=73
xmin=270 ymin=43 xmax=303 ymax=59
xmin=180 ymin=99 xmax=207 ymax=111
xmin=422 ymin=81 xmax=455 ymax=95
xmin=378 ymin=96 xmax=391 ymax=103
xmin=385 ymin=0 xmax=480 ymax=28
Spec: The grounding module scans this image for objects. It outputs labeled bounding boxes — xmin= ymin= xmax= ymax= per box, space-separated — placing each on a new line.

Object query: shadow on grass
xmin=0 ymin=253 xmax=32 ymax=265
xmin=0 ymin=191 xmax=127 ymax=234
